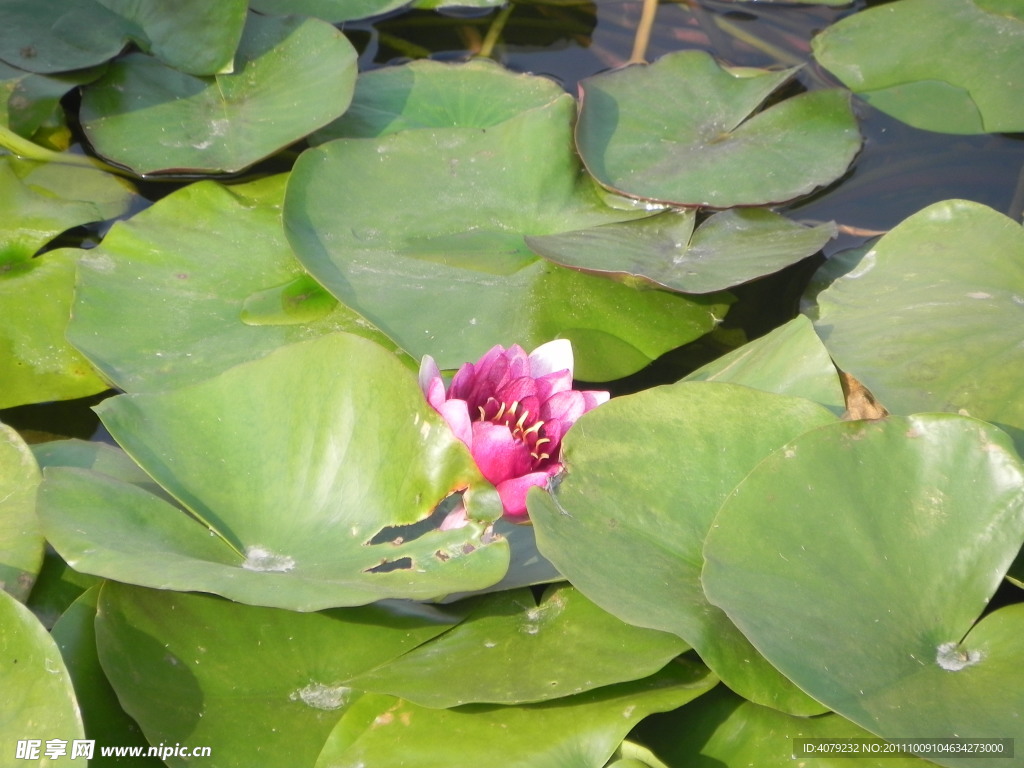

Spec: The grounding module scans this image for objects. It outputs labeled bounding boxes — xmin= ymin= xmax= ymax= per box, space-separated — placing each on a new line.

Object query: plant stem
xmin=0 ymin=125 xmax=131 ymax=177
xmin=629 ymin=0 xmax=659 ymax=64
xmin=480 ymin=3 xmax=515 ymax=59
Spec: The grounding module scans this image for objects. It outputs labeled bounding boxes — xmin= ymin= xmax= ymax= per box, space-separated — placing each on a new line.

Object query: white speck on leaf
xmin=289 ymin=682 xmax=350 ymax=710
xmin=935 ymin=642 xmax=982 ymax=671
xmin=242 ymin=546 xmax=295 ymax=572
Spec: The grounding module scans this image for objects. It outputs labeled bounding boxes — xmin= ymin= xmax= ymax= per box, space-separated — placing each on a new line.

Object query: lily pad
xmin=80 ymin=12 xmax=357 ymax=174
xmin=285 ymin=97 xmax=731 ymax=382
xmin=95 ymin=0 xmax=248 ymax=75
xmin=0 ymin=588 xmax=85 ymax=764
xmin=0 ymin=61 xmax=102 ymax=146
xmin=250 ymin=0 xmax=412 ymax=24
xmin=812 ymin=0 xmax=1024 ymax=134
xmin=575 ymin=50 xmax=861 ymax=207
xmin=636 ymin=686 xmax=929 ymax=768
xmin=530 ymin=381 xmax=837 ymax=714
xmin=311 ymin=57 xmax=566 ymax=143
xmin=526 ymin=208 xmax=837 ymax=293
xmin=39 ymin=334 xmax=510 ymax=610
xmin=0 ymin=0 xmax=136 ymax=74
xmin=95 ymin=582 xmax=466 ymax=768
xmin=0 ymin=156 xmax=133 ymax=407
xmin=67 ymin=174 xmax=406 ymax=393
xmin=683 ymin=315 xmax=845 ymax=413
xmin=812 ymin=200 xmax=1024 ymax=448
xmin=350 ymin=584 xmax=688 ymax=707
xmin=702 ymin=415 xmax=1024 ymax=761
xmin=0 ymin=423 xmax=42 ymax=601
xmin=51 ymin=587 xmax=162 ymax=767
xmin=316 ymin=659 xmax=717 ymax=768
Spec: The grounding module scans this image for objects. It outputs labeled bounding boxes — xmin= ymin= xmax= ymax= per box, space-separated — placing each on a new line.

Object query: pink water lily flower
xmin=420 ymin=340 xmax=608 ymax=522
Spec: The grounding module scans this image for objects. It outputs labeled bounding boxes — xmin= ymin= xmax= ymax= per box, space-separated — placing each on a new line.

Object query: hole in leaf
xmin=366 ymin=557 xmax=414 ymax=573
xmin=365 ymin=491 xmax=466 ymax=546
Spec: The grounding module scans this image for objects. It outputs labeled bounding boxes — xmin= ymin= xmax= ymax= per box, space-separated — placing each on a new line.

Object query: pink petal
xmin=438 ymin=399 xmax=473 ymax=446
xmin=418 ymin=355 xmax=446 ymax=410
xmin=495 ymin=467 xmax=560 ymax=519
xmin=528 ymin=339 xmax=573 ymax=378
xmin=439 ymin=501 xmax=470 ymax=531
xmin=470 ymin=421 xmax=533 ymax=485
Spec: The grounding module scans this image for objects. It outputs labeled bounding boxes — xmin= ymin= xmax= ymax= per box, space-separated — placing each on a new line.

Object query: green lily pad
xmin=311 ymin=58 xmax=567 ymax=143
xmin=702 ymin=415 xmax=1024 ymax=761
xmin=526 ymin=208 xmax=837 ymax=294
xmin=350 ymin=584 xmax=688 ymax=707
xmin=67 ymin=174 xmax=406 ymax=393
xmin=0 ymin=588 xmax=85 ymax=764
xmin=0 ymin=61 xmax=102 ymax=146
xmin=0 ymin=423 xmax=42 ymax=601
xmin=683 ymin=315 xmax=845 ymax=413
xmin=812 ymin=200 xmax=1024 ymax=448
xmin=316 ymin=659 xmax=717 ymax=768
xmin=51 ymin=586 xmax=162 ymax=767
xmin=530 ymin=381 xmax=837 ymax=714
xmin=80 ymin=13 xmax=357 ymax=174
xmin=95 ymin=582 xmax=466 ymax=768
xmin=576 ymin=50 xmax=861 ymax=207
xmin=0 ymin=0 xmax=136 ymax=74
xmin=0 ymin=156 xmax=134 ymax=407
xmin=1 ymin=248 xmax=112 ymax=408
xmin=0 ymin=0 xmax=248 ymax=76
xmin=250 ymin=0 xmax=411 ymax=24
xmin=0 ymin=155 xmax=134 ymax=262
xmin=285 ymin=97 xmax=731 ymax=382
xmin=39 ymin=334 xmax=510 ymax=610
xmin=812 ymin=0 xmax=1024 ymax=134
xmin=95 ymin=0 xmax=248 ymax=75
xmin=636 ymin=686 xmax=929 ymax=768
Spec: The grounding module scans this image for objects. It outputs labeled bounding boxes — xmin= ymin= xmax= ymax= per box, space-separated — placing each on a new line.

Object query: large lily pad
xmin=812 ymin=200 xmax=1024 ymax=447
xmin=812 ymin=0 xmax=1024 ymax=134
xmin=95 ymin=582 xmax=466 ymax=768
xmin=311 ymin=57 xmax=567 ymax=143
xmin=575 ymin=50 xmax=861 ymax=207
xmin=0 ymin=62 xmax=102 ymax=146
xmin=51 ymin=587 xmax=161 ymax=767
xmin=95 ymin=0 xmax=248 ymax=76
xmin=0 ymin=0 xmax=248 ymax=76
xmin=0 ymin=0 xmax=136 ymax=74
xmin=251 ymin=0 xmax=412 ymax=24
xmin=315 ymin=659 xmax=717 ymax=768
xmin=683 ymin=315 xmax=845 ymax=413
xmin=0 ymin=156 xmax=132 ymax=408
xmin=67 ymin=174 xmax=407 ymax=394
xmin=526 ymin=208 xmax=837 ymax=294
xmin=80 ymin=13 xmax=357 ymax=174
xmin=285 ymin=97 xmax=731 ymax=382
xmin=350 ymin=584 xmax=688 ymax=707
xmin=702 ymin=415 xmax=1024 ymax=762
xmin=0 ymin=588 xmax=86 ymax=764
xmin=0 ymin=423 xmax=42 ymax=601
xmin=530 ymin=381 xmax=837 ymax=714
xmin=636 ymin=686 xmax=928 ymax=768
xmin=39 ymin=334 xmax=510 ymax=610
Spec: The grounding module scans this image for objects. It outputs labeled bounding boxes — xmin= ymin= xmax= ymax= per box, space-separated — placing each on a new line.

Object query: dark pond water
xmin=3 ymin=0 xmax=1023 ymax=434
